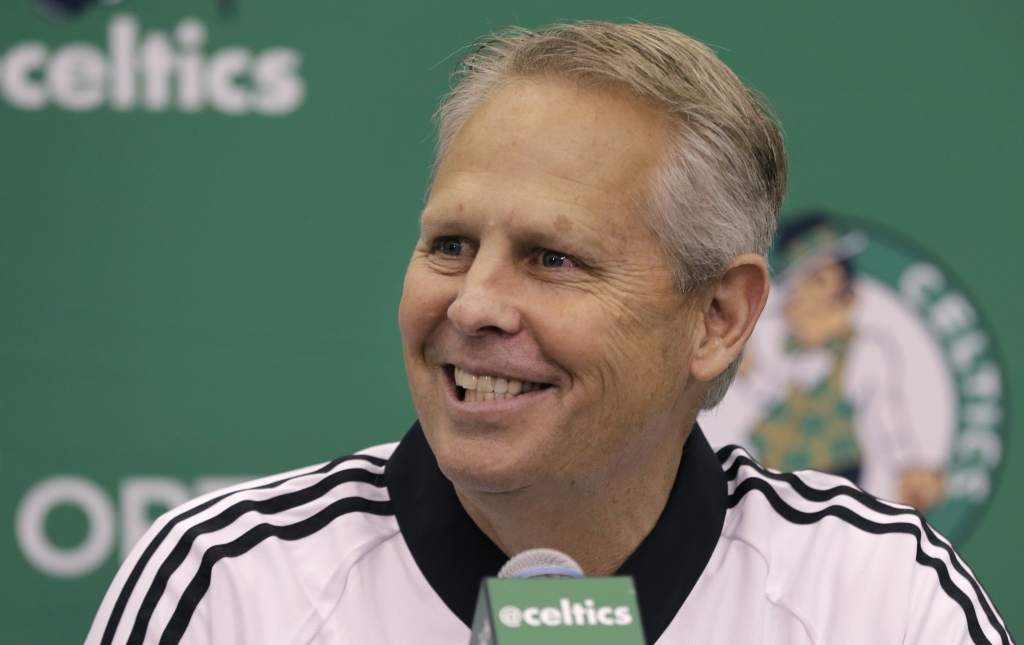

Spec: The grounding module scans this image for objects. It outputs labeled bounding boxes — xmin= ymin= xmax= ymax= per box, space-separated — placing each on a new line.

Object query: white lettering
xmin=252 ymin=48 xmax=305 ymax=115
xmin=957 ymin=428 xmax=1003 ymax=467
xmin=572 ymin=602 xmax=587 ymax=625
xmin=174 ymin=18 xmax=206 ymax=112
xmin=900 ymin=262 xmax=944 ymax=309
xmin=2 ymin=42 xmax=48 ymax=110
xmin=559 ymin=598 xmax=573 ymax=625
xmin=206 ymin=47 xmax=251 ymax=114
xmin=140 ymin=31 xmax=174 ymax=111
xmin=539 ymin=607 xmax=562 ymax=626
xmin=964 ymin=361 xmax=1002 ymax=399
xmin=17 ymin=474 xmax=256 ymax=578
xmin=950 ymin=331 xmax=988 ymax=372
xmin=948 ymin=469 xmax=990 ymax=502
xmin=2 ymin=14 xmax=305 ymax=115
xmin=930 ymin=292 xmax=977 ymax=337
xmin=522 ymin=607 xmax=540 ymax=627
xmin=108 ymin=14 xmax=139 ymax=110
xmin=15 ymin=476 xmax=116 ymax=577
xmin=47 ymin=44 xmax=107 ymax=111
xmin=512 ymin=600 xmax=634 ymax=628
xmin=497 ymin=605 xmax=523 ymax=628
xmin=614 ymin=606 xmax=634 ymax=626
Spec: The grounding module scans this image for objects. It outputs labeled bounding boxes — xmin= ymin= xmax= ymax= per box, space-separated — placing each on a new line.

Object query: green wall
xmin=0 ymin=1 xmax=1020 ymax=641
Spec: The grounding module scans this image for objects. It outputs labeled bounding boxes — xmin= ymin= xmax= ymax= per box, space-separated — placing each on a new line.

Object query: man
xmin=85 ymin=22 xmax=1010 ymax=645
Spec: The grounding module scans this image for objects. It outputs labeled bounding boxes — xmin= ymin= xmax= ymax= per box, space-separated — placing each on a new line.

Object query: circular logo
xmin=701 ymin=212 xmax=1008 ymax=544
xmin=498 ymin=605 xmax=523 ymax=628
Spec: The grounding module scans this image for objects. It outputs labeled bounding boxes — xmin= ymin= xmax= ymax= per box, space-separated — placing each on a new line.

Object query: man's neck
xmin=453 ymin=426 xmax=690 ymax=577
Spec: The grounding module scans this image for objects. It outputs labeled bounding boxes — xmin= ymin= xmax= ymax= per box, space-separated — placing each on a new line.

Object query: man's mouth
xmin=453 ymin=366 xmax=550 ymax=402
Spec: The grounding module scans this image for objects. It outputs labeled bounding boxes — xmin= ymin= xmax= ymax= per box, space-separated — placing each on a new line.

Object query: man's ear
xmin=690 ymin=254 xmax=770 ymax=382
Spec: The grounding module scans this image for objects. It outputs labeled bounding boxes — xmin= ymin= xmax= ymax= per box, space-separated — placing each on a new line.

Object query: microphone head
xmin=498 ymin=548 xmax=584 ymax=579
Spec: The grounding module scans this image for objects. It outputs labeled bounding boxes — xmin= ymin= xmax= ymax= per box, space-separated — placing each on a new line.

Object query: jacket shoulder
xmin=85 ymin=443 xmax=400 ymax=645
xmin=715 ymin=445 xmax=1011 ymax=645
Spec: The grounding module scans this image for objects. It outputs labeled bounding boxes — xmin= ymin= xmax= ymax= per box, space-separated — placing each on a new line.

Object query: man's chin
xmin=431 ymin=441 xmax=544 ymax=495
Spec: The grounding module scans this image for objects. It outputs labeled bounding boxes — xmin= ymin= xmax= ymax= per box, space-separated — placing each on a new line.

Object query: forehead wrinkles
xmin=433 ymin=78 xmax=669 ymax=210
xmin=426 ymin=168 xmax=624 ymax=229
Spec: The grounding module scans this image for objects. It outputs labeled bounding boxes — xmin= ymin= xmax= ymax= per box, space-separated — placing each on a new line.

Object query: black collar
xmin=385 ymin=421 xmax=727 ymax=645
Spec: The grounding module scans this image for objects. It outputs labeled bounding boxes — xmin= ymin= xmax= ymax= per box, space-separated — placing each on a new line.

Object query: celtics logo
xmin=701 ymin=212 xmax=1008 ymax=544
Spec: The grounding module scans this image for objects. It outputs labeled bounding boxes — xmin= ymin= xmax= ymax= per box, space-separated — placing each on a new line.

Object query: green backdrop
xmin=1 ymin=1 xmax=1020 ymax=642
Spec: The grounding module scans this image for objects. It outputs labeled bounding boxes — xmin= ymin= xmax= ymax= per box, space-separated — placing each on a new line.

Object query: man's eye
xmin=541 ymin=250 xmax=573 ymax=268
xmin=434 ymin=238 xmax=465 ymax=256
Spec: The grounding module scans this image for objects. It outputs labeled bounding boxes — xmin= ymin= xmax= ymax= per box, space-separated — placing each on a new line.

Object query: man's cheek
xmin=399 ymin=280 xmax=446 ymax=346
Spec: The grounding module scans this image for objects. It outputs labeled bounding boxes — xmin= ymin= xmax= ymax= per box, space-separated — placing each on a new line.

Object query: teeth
xmin=454 ymin=367 xmax=542 ymax=402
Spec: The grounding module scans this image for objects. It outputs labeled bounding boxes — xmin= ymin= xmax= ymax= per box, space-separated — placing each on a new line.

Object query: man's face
xmin=399 ymin=78 xmax=705 ymax=494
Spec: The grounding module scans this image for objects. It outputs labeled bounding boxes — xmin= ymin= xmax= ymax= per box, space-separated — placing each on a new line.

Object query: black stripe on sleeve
xmin=723 ymin=453 xmax=1009 ymax=645
xmin=157 ymin=496 xmax=395 ymax=645
xmin=124 ymin=465 xmax=389 ymax=645
xmin=99 ymin=454 xmax=386 ymax=645
xmin=720 ymin=447 xmax=917 ymax=518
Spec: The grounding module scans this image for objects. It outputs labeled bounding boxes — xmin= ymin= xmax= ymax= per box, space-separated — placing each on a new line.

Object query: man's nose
xmin=447 ymin=250 xmax=522 ymax=337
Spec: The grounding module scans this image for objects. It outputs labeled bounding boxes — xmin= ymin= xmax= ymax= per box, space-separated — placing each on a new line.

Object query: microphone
xmin=497 ymin=548 xmax=584 ymax=579
xmin=469 ymin=548 xmax=646 ymax=644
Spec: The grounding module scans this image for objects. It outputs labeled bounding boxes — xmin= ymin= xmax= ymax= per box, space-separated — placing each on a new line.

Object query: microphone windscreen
xmin=497 ymin=548 xmax=584 ymax=579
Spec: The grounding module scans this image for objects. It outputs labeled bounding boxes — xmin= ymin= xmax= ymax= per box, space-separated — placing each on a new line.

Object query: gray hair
xmin=431 ymin=22 xmax=786 ymax=409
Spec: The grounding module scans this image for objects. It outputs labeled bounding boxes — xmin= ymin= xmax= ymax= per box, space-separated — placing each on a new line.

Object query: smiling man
xmin=86 ymin=22 xmax=1010 ymax=645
